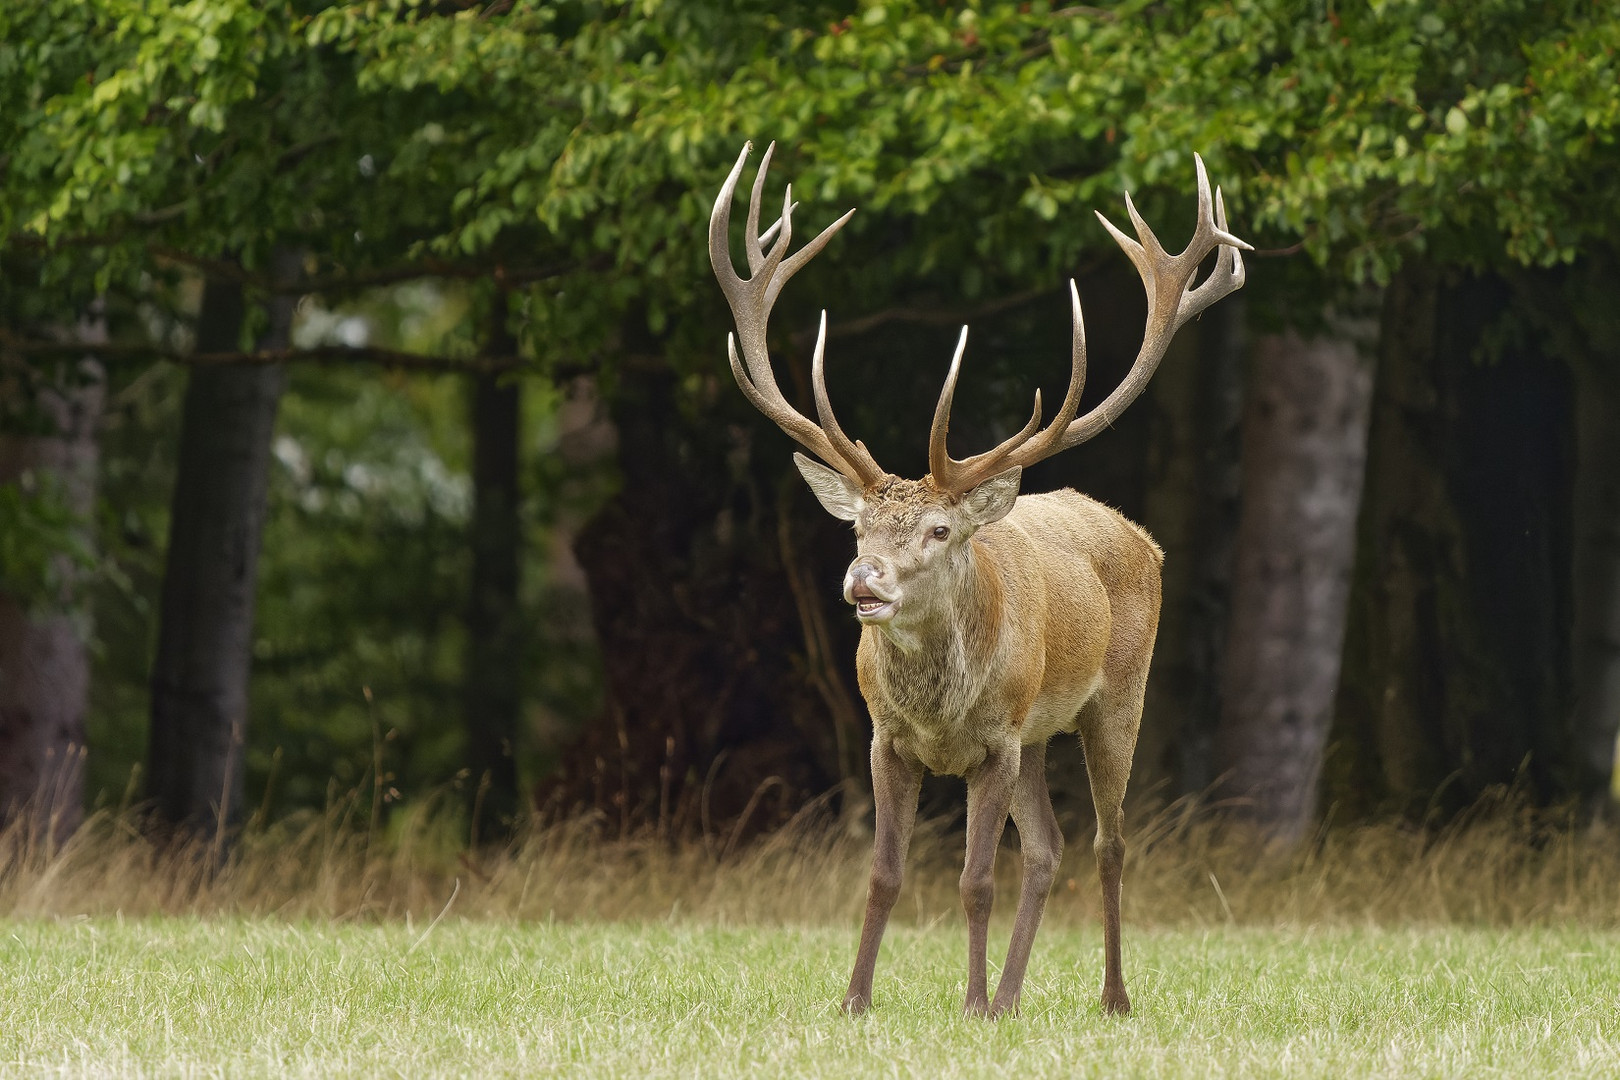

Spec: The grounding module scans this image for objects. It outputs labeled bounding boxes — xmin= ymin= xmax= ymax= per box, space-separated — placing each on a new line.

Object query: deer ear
xmin=794 ymin=453 xmax=865 ymax=521
xmin=962 ymin=466 xmax=1021 ymax=526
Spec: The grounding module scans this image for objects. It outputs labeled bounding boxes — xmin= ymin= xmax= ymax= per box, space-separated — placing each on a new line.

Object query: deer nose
xmin=849 ymin=560 xmax=885 ymax=585
xmin=846 ymin=557 xmax=898 ymax=618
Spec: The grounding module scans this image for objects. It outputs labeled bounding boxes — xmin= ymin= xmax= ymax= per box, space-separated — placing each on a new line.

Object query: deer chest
xmin=862 ymin=649 xmax=1002 ymax=777
xmin=888 ymin=722 xmax=991 ymax=777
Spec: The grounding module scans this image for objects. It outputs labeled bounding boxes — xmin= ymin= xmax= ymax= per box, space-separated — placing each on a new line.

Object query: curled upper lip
xmin=847 ymin=577 xmax=899 ymax=620
xmin=847 ymin=578 xmax=896 ymax=605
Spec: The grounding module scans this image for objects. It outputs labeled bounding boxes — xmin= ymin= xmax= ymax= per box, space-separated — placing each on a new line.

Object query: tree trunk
xmin=545 ymin=359 xmax=846 ymax=838
xmin=0 ymin=317 xmax=105 ymax=844
xmin=1217 ymin=325 xmax=1373 ymax=842
xmin=463 ymin=288 xmax=523 ymax=836
xmin=1568 ymin=316 xmax=1620 ymax=805
xmin=1327 ymin=265 xmax=1575 ymax=819
xmin=1138 ymin=299 xmax=1247 ymax=804
xmin=146 ymin=261 xmax=294 ymax=836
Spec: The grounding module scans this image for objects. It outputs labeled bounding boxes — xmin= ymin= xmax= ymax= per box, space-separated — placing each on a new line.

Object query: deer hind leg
xmin=1078 ymin=680 xmax=1145 ymax=1017
xmin=960 ymin=742 xmax=1019 ymax=1017
xmin=843 ymin=735 xmax=922 ymax=1015
xmin=988 ymin=739 xmax=1063 ymax=1018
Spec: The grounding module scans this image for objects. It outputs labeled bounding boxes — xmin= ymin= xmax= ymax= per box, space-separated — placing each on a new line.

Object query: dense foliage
xmin=3 ymin=0 xmax=1618 ymax=817
xmin=12 ymin=1 xmax=1617 ymax=334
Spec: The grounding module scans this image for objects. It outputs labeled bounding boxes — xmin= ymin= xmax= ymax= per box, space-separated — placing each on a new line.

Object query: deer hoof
xmin=962 ymin=994 xmax=991 ymax=1018
xmin=841 ymin=992 xmax=871 ymax=1016
xmin=1100 ymin=987 xmax=1132 ymax=1016
xmin=987 ymin=997 xmax=1019 ymax=1020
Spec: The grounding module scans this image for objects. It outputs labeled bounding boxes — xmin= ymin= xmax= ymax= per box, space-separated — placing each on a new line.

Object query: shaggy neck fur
xmin=867 ymin=535 xmax=1006 ymax=726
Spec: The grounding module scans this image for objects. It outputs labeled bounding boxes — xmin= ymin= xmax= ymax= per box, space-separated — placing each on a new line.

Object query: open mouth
xmin=849 ymin=580 xmax=898 ymax=621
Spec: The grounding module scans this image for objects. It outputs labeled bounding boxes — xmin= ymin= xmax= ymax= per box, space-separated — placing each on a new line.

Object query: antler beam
xmin=709 ymin=143 xmax=885 ymax=488
xmin=928 ymin=154 xmax=1251 ymax=496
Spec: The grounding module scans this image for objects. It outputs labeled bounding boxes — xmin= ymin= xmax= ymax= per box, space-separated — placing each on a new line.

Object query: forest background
xmin=3 ymin=0 xmax=1619 ymax=855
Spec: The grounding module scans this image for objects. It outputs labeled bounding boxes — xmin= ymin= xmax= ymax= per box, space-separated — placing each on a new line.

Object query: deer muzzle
xmin=845 ymin=561 xmax=900 ymax=623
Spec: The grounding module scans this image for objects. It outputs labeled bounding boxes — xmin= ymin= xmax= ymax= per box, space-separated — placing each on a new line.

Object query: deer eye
xmin=931 ymin=525 xmax=950 ymax=542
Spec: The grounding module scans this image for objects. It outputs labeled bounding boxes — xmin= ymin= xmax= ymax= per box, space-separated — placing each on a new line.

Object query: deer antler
xmin=709 ymin=142 xmax=886 ymax=488
xmin=928 ymin=154 xmax=1251 ymax=496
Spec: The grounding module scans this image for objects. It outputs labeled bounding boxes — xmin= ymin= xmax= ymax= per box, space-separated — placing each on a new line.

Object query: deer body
xmin=708 ymin=142 xmax=1247 ymax=1018
xmin=857 ymin=490 xmax=1160 ymax=776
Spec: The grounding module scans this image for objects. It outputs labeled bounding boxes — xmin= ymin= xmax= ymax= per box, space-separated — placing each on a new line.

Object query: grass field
xmin=4 ymin=918 xmax=1620 ymax=1078
xmin=5 ymin=800 xmax=1620 ymax=1077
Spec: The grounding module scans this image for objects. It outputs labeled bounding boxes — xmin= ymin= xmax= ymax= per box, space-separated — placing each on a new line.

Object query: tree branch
xmin=792 ymin=285 xmax=1051 ymax=346
xmin=1252 ymin=241 xmax=1306 ymax=258
xmin=1 ymin=335 xmax=525 ymax=375
xmin=899 ymin=6 xmax=1115 ymax=78
xmin=10 ymin=234 xmax=604 ymax=296
xmin=145 ymin=246 xmax=602 ymax=296
xmin=277 ymin=131 xmax=343 ymax=169
xmin=131 ymin=202 xmax=192 ymax=226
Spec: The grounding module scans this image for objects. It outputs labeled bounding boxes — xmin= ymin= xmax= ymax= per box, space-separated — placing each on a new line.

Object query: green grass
xmin=6 ymin=799 xmax=1620 ymax=1076
xmin=4 ymin=918 xmax=1620 ymax=1078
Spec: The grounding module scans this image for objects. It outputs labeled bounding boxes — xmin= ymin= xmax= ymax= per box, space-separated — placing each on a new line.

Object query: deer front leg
xmin=960 ymin=742 xmax=1019 ymax=1017
xmin=843 ymin=734 xmax=922 ymax=1015
xmin=988 ymin=740 xmax=1062 ymax=1018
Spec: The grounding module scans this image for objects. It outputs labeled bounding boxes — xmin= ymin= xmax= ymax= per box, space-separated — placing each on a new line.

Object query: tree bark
xmin=463 ymin=288 xmax=523 ymax=835
xmin=146 ymin=258 xmax=295 ymax=836
xmin=1568 ymin=317 xmax=1620 ymax=805
xmin=1217 ymin=326 xmax=1373 ymax=842
xmin=1327 ymin=265 xmax=1575 ymax=819
xmin=0 ymin=317 xmax=105 ymax=844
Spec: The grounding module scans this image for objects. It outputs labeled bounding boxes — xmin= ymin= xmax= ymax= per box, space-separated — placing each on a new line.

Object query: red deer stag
xmin=709 ymin=143 xmax=1248 ymax=1018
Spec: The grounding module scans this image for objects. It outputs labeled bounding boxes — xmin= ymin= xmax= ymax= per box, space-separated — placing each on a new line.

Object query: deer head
xmin=793 ymin=460 xmax=1022 ymax=627
xmin=709 ymin=142 xmax=1250 ymax=627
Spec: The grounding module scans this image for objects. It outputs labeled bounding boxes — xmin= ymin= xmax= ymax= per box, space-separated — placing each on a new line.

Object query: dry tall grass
xmin=2 ymin=786 xmax=1617 ymax=928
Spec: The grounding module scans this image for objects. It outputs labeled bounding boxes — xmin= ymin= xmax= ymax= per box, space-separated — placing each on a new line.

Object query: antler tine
xmin=1179 ymin=185 xmax=1249 ymax=324
xmin=1199 ymin=157 xmax=1251 ymax=252
xmin=811 ymin=311 xmax=878 ymax=479
xmin=710 ymin=142 xmax=884 ymax=487
xmin=1000 ymin=279 xmax=1090 ymax=469
xmin=744 ymin=142 xmax=774 ymax=275
xmin=758 ymin=213 xmax=786 ymax=248
xmin=927 ymin=325 xmax=1046 ymax=494
xmin=927 ymin=327 xmax=969 ymax=484
xmin=927 ymin=278 xmax=1097 ymax=494
xmin=1191 ymin=153 xmax=1215 ymax=247
xmin=769 ymin=200 xmax=855 ymax=312
xmin=1123 ymin=188 xmax=1167 ymax=266
xmin=1053 ymin=279 xmax=1090 ymax=428
xmin=709 ymin=141 xmax=754 ymax=297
